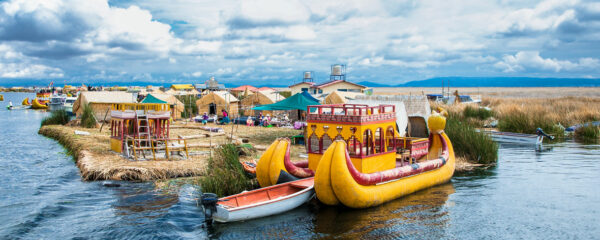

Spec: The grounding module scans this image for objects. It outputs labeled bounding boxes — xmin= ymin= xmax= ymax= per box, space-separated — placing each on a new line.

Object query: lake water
xmin=1 ymin=92 xmax=599 ymax=239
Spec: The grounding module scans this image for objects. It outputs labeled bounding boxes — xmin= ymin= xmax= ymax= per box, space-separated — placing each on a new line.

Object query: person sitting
xmin=201 ymin=112 xmax=209 ymax=125
xmin=263 ymin=114 xmax=271 ymax=127
xmin=246 ymin=116 xmax=254 ymax=126
xmin=220 ymin=109 xmax=230 ymax=125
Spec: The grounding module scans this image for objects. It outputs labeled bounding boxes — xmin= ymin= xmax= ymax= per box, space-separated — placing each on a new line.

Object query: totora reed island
xmin=1 ymin=0 xmax=600 ymax=239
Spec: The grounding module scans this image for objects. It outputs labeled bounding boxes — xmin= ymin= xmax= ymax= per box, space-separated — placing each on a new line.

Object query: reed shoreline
xmin=39 ymin=125 xmax=207 ymax=181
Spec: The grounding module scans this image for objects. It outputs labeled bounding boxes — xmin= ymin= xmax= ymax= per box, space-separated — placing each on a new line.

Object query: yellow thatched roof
xmin=72 ymin=91 xmax=136 ymax=113
xmin=171 ymin=84 xmax=194 ymax=90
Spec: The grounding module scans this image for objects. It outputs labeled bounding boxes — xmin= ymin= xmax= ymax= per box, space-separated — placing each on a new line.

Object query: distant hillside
xmin=356 ymin=81 xmax=393 ymax=87
xmin=396 ymin=77 xmax=600 ymax=87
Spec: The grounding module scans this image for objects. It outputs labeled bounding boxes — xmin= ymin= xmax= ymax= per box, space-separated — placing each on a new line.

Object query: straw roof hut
xmin=323 ymin=91 xmax=365 ymax=104
xmin=142 ymin=93 xmax=185 ymax=119
xmin=196 ymin=91 xmax=239 ymax=117
xmin=240 ymin=90 xmax=285 ymax=116
xmin=72 ymin=91 xmax=136 ymax=122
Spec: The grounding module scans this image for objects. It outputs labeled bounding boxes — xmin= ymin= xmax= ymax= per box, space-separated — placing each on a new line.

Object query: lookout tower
xmin=330 ymin=64 xmax=346 ymax=81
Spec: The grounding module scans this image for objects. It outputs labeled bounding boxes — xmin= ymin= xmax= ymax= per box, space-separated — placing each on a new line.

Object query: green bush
xmin=445 ymin=118 xmax=498 ymax=164
xmin=41 ymin=109 xmax=71 ymax=126
xmin=80 ymin=104 xmax=96 ymax=128
xmin=575 ymin=125 xmax=600 ymax=143
xmin=197 ymin=144 xmax=254 ymax=197
xmin=463 ymin=105 xmax=493 ymax=120
xmin=176 ymin=95 xmax=198 ymax=118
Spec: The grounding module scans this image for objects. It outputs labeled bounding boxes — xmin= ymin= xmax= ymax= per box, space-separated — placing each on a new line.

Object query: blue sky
xmin=0 ymin=0 xmax=599 ymax=86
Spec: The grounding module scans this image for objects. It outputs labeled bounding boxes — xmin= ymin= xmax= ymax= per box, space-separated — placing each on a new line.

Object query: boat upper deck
xmin=306 ymin=104 xmax=396 ymax=124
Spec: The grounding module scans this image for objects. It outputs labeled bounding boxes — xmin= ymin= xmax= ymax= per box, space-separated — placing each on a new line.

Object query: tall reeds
xmin=575 ymin=125 xmax=600 ymax=143
xmin=197 ymin=144 xmax=254 ymax=197
xmin=80 ymin=103 xmax=96 ymax=128
xmin=444 ymin=117 xmax=498 ymax=164
xmin=41 ymin=109 xmax=71 ymax=126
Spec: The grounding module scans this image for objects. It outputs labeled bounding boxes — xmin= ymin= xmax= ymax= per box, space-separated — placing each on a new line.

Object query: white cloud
xmin=495 ymin=51 xmax=600 ymax=73
xmin=0 ymin=62 xmax=63 ymax=78
xmin=192 ymin=71 xmax=202 ymax=77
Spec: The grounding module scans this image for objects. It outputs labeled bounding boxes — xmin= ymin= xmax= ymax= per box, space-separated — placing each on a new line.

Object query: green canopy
xmin=253 ymin=92 xmax=320 ymax=111
xmin=141 ymin=94 xmax=167 ymax=104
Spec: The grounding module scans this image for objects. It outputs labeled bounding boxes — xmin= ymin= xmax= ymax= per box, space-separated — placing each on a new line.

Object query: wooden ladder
xmin=132 ymin=113 xmax=155 ymax=160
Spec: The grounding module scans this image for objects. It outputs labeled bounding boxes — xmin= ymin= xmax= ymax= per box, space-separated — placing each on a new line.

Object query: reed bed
xmin=39 ymin=125 xmax=207 ymax=181
xmin=444 ymin=117 xmax=498 ymax=164
xmin=80 ymin=103 xmax=97 ymax=128
xmin=41 ymin=109 xmax=71 ymax=126
xmin=575 ymin=125 xmax=600 ymax=143
xmin=195 ymin=144 xmax=256 ymax=197
xmin=484 ymin=97 xmax=600 ymax=130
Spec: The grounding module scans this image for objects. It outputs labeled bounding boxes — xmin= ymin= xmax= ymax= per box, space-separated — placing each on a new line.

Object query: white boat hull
xmin=213 ymin=186 xmax=314 ymax=223
xmin=483 ymin=131 xmax=543 ymax=145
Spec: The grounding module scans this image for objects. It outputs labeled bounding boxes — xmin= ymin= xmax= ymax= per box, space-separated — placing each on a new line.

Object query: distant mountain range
xmin=2 ymin=77 xmax=600 ymax=88
xmin=357 ymin=77 xmax=600 ymax=88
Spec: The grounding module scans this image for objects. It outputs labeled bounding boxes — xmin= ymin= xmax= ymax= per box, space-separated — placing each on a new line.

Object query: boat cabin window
xmin=309 ymin=133 xmax=319 ymax=153
xmin=363 ymin=129 xmax=374 ymax=155
xmin=386 ymin=127 xmax=395 ymax=152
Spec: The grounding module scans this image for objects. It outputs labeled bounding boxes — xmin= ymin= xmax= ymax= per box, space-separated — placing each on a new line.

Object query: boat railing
xmin=307 ymin=104 xmax=395 ymax=116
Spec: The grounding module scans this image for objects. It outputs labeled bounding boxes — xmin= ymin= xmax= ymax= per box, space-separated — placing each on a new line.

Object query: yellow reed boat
xmin=256 ymin=104 xmax=455 ymax=208
xmin=31 ymin=98 xmax=48 ymax=109
xmin=314 ymin=118 xmax=454 ymax=208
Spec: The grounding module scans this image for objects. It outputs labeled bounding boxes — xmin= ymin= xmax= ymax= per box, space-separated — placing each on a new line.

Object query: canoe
xmin=314 ymin=114 xmax=455 ymax=208
xmin=31 ymin=98 xmax=48 ymax=109
xmin=202 ymin=177 xmax=315 ymax=223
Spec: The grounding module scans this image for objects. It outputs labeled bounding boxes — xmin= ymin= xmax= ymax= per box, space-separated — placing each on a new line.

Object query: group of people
xmin=199 ymin=109 xmax=230 ymax=125
xmin=245 ymin=112 xmax=272 ymax=127
xmin=198 ymin=110 xmax=289 ymax=127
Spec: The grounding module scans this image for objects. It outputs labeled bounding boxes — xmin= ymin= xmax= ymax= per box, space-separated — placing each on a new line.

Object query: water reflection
xmin=111 ymin=182 xmax=179 ymax=221
xmin=314 ymin=183 xmax=455 ymax=239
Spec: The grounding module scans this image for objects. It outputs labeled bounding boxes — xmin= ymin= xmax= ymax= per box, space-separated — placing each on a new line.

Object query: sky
xmin=0 ymin=0 xmax=599 ymax=86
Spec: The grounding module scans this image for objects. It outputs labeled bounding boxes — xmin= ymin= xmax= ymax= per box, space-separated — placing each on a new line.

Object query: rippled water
xmin=1 ymin=92 xmax=599 ymax=239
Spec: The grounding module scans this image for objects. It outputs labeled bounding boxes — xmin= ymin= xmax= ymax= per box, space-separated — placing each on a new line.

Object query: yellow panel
xmin=356 ymin=152 xmax=397 ymax=173
xmin=110 ymin=138 xmax=123 ymax=153
xmin=308 ymin=153 xmax=322 ymax=171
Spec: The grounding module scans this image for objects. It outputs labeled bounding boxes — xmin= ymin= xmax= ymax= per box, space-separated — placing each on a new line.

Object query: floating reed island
xmin=38 ymin=120 xmax=304 ymax=181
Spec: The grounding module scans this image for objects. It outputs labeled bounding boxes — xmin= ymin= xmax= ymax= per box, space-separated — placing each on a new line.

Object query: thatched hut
xmin=141 ymin=93 xmax=185 ymax=119
xmin=196 ymin=91 xmax=239 ymax=117
xmin=72 ymin=91 xmax=136 ymax=122
xmin=323 ymin=91 xmax=364 ymax=104
xmin=230 ymin=85 xmax=258 ymax=97
xmin=240 ymin=90 xmax=285 ymax=116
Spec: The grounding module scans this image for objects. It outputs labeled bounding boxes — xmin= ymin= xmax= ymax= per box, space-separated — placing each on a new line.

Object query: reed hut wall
xmin=196 ymin=91 xmax=239 ymax=117
xmin=239 ymin=91 xmax=284 ymax=116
